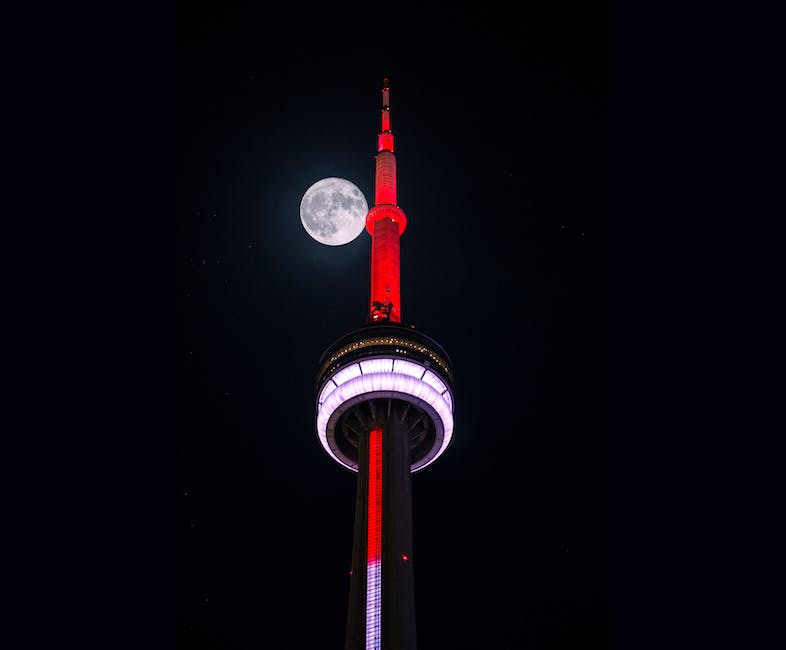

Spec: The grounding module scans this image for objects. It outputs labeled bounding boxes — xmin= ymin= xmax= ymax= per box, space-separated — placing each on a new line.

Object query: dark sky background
xmin=177 ymin=2 xmax=607 ymax=648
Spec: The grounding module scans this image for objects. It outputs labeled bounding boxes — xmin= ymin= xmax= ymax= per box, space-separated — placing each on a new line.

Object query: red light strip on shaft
xmin=366 ymin=427 xmax=383 ymax=650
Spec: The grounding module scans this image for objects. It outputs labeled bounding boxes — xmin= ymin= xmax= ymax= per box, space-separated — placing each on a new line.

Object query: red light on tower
xmin=366 ymin=427 xmax=383 ymax=647
xmin=367 ymin=78 xmax=407 ymax=324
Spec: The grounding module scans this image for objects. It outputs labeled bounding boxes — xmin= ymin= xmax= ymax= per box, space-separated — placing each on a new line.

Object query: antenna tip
xmin=383 ymin=78 xmax=390 ymax=88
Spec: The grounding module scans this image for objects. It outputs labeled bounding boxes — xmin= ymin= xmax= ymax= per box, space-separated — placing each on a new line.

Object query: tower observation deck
xmin=315 ymin=80 xmax=455 ymax=650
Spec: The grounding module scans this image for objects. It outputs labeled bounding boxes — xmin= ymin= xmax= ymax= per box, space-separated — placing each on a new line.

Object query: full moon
xmin=300 ymin=177 xmax=368 ymax=246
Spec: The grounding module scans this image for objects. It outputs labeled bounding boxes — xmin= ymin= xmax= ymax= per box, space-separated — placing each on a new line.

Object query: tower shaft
xmin=344 ymin=401 xmax=417 ymax=650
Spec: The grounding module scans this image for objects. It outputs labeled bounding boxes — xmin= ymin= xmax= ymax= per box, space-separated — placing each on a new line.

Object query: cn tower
xmin=315 ymin=79 xmax=455 ymax=650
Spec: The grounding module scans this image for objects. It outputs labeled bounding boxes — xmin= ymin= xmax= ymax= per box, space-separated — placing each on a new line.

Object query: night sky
xmin=177 ymin=2 xmax=607 ymax=648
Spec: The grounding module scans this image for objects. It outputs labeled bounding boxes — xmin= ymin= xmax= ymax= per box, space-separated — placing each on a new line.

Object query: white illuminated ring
xmin=316 ymin=357 xmax=454 ymax=473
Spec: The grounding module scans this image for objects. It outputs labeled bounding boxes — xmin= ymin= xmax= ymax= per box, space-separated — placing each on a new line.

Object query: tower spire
xmin=367 ymin=78 xmax=407 ymax=323
xmin=378 ymin=78 xmax=393 ymax=153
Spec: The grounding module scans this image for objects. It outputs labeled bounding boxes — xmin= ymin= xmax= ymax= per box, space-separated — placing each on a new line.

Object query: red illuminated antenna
xmin=366 ymin=78 xmax=407 ymax=324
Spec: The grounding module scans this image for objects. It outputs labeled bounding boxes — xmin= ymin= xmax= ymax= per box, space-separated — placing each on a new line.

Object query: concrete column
xmin=344 ymin=403 xmax=417 ymax=650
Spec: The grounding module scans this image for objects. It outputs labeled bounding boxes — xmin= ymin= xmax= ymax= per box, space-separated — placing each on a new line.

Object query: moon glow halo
xmin=300 ymin=177 xmax=368 ymax=246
